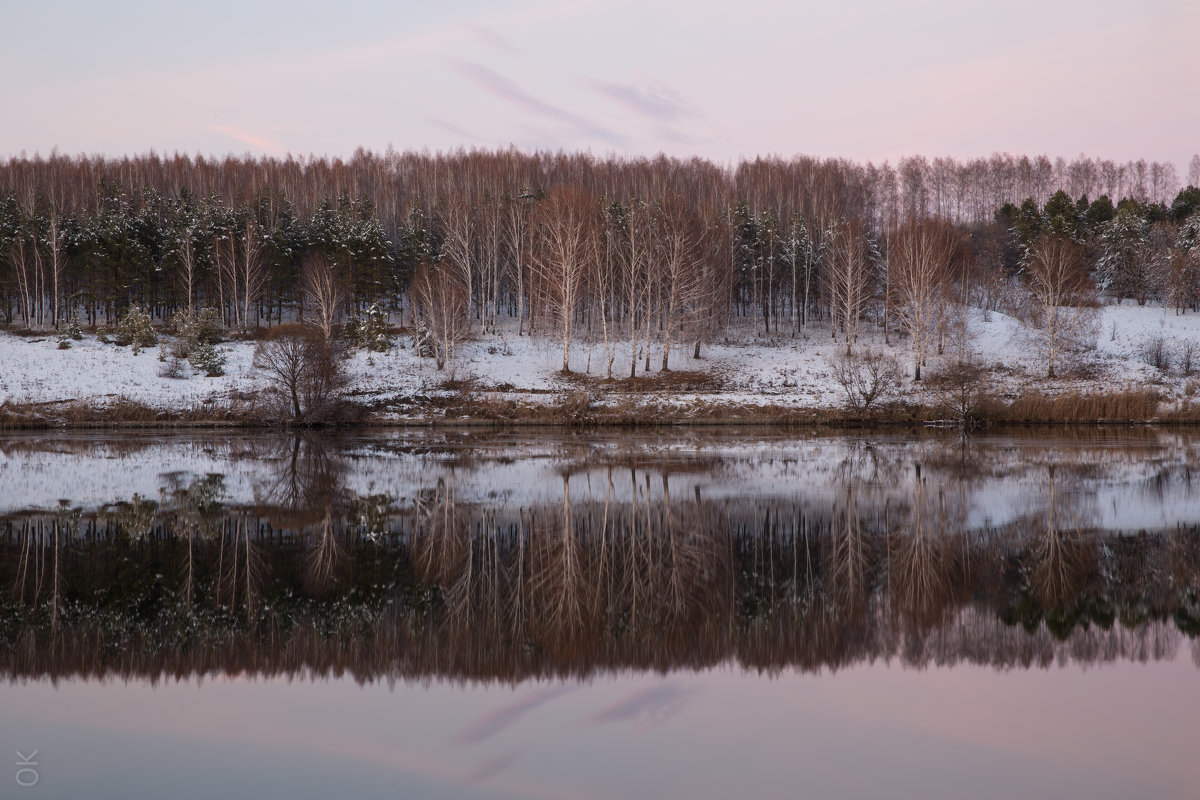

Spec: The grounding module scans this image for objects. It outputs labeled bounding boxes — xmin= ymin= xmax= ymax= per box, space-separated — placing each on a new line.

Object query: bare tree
xmin=436 ymin=193 xmax=477 ymax=330
xmin=889 ymin=218 xmax=962 ymax=380
xmin=175 ymin=224 xmax=199 ymax=314
xmin=238 ymin=217 xmax=265 ymax=331
xmin=532 ymin=187 xmax=598 ymax=373
xmin=253 ymin=323 xmax=347 ymax=422
xmin=503 ymin=189 xmax=537 ymax=336
xmin=655 ymin=196 xmax=702 ymax=371
xmin=47 ymin=206 xmax=66 ymax=329
xmin=213 ymin=215 xmax=266 ymax=331
xmin=410 ymin=261 xmax=470 ymax=374
xmin=620 ymin=198 xmax=654 ymax=377
xmin=300 ymin=252 xmax=347 ymax=341
xmin=825 ymin=220 xmax=873 ymax=355
xmin=1025 ymin=236 xmax=1099 ymax=378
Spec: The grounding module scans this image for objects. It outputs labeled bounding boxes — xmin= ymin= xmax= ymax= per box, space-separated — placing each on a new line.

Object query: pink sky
xmin=2 ymin=1 xmax=1197 ymax=177
xmin=4 ymin=653 xmax=1197 ymax=799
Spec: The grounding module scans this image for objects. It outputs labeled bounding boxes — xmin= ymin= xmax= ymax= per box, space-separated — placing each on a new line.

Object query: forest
xmin=2 ymin=148 xmax=1200 ymax=382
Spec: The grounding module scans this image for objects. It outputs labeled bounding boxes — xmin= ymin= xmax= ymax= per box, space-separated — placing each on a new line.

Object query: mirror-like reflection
xmin=3 ymin=429 xmax=1198 ymax=683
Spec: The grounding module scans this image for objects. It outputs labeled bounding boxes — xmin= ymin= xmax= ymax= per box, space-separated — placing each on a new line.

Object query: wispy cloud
xmin=452 ymin=60 xmax=624 ymax=145
xmin=426 ymin=116 xmax=487 ymax=143
xmin=465 ymin=748 xmax=528 ymax=783
xmin=462 ymin=22 xmax=520 ymax=54
xmin=208 ymin=125 xmax=286 ymax=155
xmin=591 ymin=80 xmax=692 ymax=123
xmin=586 ymin=682 xmax=700 ymax=732
xmin=450 ymin=685 xmax=575 ymax=747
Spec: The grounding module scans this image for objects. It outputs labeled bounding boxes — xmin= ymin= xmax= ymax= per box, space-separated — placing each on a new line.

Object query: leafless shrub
xmin=927 ymin=355 xmax=994 ymax=424
xmin=158 ymin=348 xmax=189 ymax=379
xmin=1138 ymin=335 xmax=1172 ymax=372
xmin=831 ymin=349 xmax=901 ymax=412
xmin=252 ymin=323 xmax=349 ymax=423
xmin=1176 ymin=340 xmax=1196 ymax=377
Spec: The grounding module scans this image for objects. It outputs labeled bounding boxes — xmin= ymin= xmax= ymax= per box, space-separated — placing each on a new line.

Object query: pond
xmin=1 ymin=429 xmax=1198 ymax=799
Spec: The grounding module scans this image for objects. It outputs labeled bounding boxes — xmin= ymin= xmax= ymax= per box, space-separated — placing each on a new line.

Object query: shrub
xmin=347 ymin=303 xmax=391 ymax=352
xmin=67 ymin=318 xmax=83 ymax=341
xmin=252 ymin=323 xmax=348 ymax=423
xmin=928 ymin=356 xmax=993 ymax=424
xmin=1138 ymin=335 xmax=1172 ymax=372
xmin=167 ymin=307 xmax=223 ymax=355
xmin=1177 ymin=340 xmax=1197 ymax=377
xmin=158 ymin=349 xmax=189 ymax=379
xmin=831 ymin=349 xmax=901 ymax=412
xmin=113 ymin=306 xmax=158 ymax=353
xmin=190 ymin=342 xmax=227 ymax=377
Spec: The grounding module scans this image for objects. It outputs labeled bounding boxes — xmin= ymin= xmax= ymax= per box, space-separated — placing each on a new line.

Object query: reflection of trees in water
xmin=1029 ymin=465 xmax=1095 ymax=614
xmin=2 ymin=463 xmax=1200 ymax=683
xmin=159 ymin=474 xmax=225 ymax=610
xmin=887 ymin=465 xmax=969 ymax=632
xmin=10 ymin=503 xmax=78 ymax=631
xmin=405 ymin=467 xmax=733 ymax=674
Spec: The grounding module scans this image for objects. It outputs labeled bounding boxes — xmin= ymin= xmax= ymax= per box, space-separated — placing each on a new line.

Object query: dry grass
xmin=421 ymin=389 xmax=930 ymax=428
xmin=996 ymin=390 xmax=1161 ymax=423
xmin=0 ymin=382 xmax=1192 ymax=430
xmin=0 ymin=395 xmax=273 ymax=429
xmin=558 ymin=369 xmax=725 ymax=393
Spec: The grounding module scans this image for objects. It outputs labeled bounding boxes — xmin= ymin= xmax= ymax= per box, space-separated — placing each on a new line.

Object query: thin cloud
xmin=208 ymin=125 xmax=286 ymax=155
xmin=450 ymin=685 xmax=575 ymax=747
xmin=462 ymin=22 xmax=520 ymax=54
xmin=452 ymin=60 xmax=624 ymax=145
xmin=465 ymin=748 xmax=528 ymax=783
xmin=426 ymin=116 xmax=487 ymax=143
xmin=586 ymin=682 xmax=700 ymax=732
xmin=591 ymin=81 xmax=692 ymax=123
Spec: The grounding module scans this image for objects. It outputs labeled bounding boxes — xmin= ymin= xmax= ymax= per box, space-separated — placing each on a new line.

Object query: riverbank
xmin=3 ymin=302 xmax=1199 ymax=428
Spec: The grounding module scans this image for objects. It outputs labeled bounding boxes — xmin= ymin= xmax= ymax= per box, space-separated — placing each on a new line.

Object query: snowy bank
xmin=2 ymin=301 xmax=1199 ymax=425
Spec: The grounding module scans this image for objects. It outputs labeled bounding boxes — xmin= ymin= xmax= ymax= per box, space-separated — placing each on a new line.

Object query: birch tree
xmin=532 ymin=187 xmax=598 ymax=374
xmin=889 ymin=218 xmax=962 ymax=380
xmin=1025 ymin=236 xmax=1098 ymax=378
xmin=825 ymin=220 xmax=873 ymax=355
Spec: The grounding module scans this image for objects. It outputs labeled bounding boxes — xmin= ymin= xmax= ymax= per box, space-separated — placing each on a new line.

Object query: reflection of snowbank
xmin=3 ymin=431 xmax=1200 ymax=533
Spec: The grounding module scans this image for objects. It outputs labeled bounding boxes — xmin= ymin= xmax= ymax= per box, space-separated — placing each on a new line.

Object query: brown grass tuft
xmin=998 ymin=390 xmax=1160 ymax=423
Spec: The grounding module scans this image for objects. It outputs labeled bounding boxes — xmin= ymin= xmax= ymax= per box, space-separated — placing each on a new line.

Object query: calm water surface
xmin=1 ymin=429 xmax=1198 ymax=799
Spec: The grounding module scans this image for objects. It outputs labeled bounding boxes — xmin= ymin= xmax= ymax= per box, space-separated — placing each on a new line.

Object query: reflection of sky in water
xmin=3 ymin=655 xmax=1197 ymax=800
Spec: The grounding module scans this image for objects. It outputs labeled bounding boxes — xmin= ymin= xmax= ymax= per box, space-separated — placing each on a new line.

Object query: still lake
xmin=1 ymin=428 xmax=1198 ymax=799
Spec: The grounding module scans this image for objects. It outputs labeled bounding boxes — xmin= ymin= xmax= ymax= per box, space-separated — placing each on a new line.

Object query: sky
xmin=4 ymin=657 xmax=1198 ymax=799
xmin=2 ymin=0 xmax=1197 ymax=174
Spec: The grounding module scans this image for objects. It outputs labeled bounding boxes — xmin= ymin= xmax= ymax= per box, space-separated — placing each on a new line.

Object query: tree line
xmin=3 ymin=149 xmax=1199 ymax=378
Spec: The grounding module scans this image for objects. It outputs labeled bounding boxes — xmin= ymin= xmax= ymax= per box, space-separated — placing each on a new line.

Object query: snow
xmin=3 ymin=429 xmax=1200 ymax=535
xmin=2 ymin=299 xmax=1200 ymax=414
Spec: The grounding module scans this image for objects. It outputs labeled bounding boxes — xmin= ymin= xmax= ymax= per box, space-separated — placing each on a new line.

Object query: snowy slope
xmin=2 ymin=300 xmax=1200 ymax=414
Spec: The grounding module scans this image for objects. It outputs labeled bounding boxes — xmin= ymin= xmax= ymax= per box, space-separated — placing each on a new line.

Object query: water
xmin=1 ymin=429 xmax=1198 ymax=799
